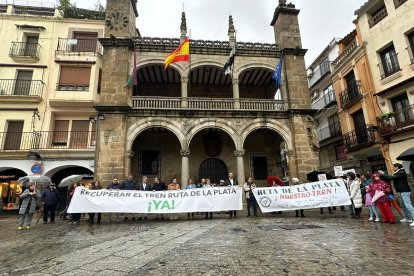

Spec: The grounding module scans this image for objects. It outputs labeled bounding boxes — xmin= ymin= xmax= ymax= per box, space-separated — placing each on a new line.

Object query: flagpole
xmin=188 ymin=29 xmax=191 ymax=100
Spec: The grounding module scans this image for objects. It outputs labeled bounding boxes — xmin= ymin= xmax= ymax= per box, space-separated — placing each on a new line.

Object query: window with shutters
xmin=70 ymin=120 xmax=89 ymax=149
xmin=4 ymin=121 xmax=24 ymax=150
xmin=57 ymin=66 xmax=91 ymax=91
xmin=52 ymin=120 xmax=69 ymax=145
xmin=72 ymin=32 xmax=98 ymax=52
xmin=14 ymin=70 xmax=33 ymax=95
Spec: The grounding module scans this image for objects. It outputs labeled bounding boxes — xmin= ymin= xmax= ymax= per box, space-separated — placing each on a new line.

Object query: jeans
xmin=19 ymin=213 xmax=33 ymax=227
xmin=43 ymin=205 xmax=56 ymax=223
xmin=246 ymin=197 xmax=257 ymax=216
xmin=400 ymin=192 xmax=414 ymax=220
xmin=368 ymin=205 xmax=380 ymax=219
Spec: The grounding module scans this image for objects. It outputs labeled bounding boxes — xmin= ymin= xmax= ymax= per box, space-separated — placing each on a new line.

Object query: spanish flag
xmin=164 ymin=37 xmax=190 ymax=70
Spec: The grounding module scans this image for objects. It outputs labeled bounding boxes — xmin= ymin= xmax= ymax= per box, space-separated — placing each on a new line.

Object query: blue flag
xmin=272 ymin=56 xmax=283 ymax=91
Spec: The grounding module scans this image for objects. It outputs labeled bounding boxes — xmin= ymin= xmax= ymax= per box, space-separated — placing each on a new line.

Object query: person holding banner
xmin=168 ymin=178 xmax=180 ymax=220
xmin=225 ymin=172 xmax=239 ymax=218
xmin=244 ymin=177 xmax=258 ymax=217
xmin=138 ymin=176 xmax=152 ymax=221
xmin=291 ymin=178 xmax=305 ymax=218
xmin=107 ymin=178 xmax=122 ymax=223
xmin=203 ymin=178 xmax=214 ymax=219
xmin=88 ymin=180 xmax=102 ymax=224
xmin=348 ymin=172 xmax=363 ymax=219
xmin=186 ymin=179 xmax=196 ymax=220
xmin=368 ymin=174 xmax=395 ymax=224
xmin=153 ymin=177 xmax=167 ymax=220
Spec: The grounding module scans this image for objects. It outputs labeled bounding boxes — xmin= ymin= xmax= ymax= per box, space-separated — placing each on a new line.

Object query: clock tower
xmin=105 ymin=0 xmax=138 ymax=38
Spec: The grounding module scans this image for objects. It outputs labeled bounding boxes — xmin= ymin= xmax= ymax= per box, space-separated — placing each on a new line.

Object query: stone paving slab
xmin=1 ymin=210 xmax=414 ymax=275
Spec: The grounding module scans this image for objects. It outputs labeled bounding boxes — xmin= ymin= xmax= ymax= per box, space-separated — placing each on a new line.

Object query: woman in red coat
xmin=368 ymin=174 xmax=395 ymax=224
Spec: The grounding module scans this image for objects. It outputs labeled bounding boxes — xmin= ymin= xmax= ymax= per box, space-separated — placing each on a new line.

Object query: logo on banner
xmin=259 ymin=196 xmax=272 ymax=207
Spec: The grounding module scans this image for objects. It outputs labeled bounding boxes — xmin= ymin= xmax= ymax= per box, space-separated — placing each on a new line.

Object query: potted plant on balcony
xmin=376 ymin=112 xmax=395 ymax=121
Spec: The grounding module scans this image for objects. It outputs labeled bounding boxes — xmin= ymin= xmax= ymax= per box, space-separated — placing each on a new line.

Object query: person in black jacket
xmin=138 ymin=176 xmax=152 ymax=220
xmin=225 ymin=172 xmax=239 ymax=218
xmin=41 ymin=183 xmax=60 ymax=224
xmin=379 ymin=163 xmax=414 ymax=226
xmin=152 ymin=177 xmax=167 ymax=220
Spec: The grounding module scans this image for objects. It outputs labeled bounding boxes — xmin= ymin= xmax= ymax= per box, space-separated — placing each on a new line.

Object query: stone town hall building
xmin=96 ymin=0 xmax=319 ymax=187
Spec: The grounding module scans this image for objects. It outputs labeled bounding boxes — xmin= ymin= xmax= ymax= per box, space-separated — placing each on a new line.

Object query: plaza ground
xmin=1 ymin=209 xmax=414 ymax=276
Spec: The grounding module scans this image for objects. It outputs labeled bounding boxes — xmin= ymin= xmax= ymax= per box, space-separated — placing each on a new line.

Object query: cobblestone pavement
xmin=1 ymin=209 xmax=414 ymax=276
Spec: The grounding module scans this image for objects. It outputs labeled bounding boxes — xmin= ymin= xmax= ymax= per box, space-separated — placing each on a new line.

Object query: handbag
xmin=372 ymin=190 xmax=385 ymax=203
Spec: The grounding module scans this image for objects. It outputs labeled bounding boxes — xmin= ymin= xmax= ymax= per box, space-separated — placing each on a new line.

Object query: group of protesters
xmin=16 ymin=163 xmax=414 ymax=230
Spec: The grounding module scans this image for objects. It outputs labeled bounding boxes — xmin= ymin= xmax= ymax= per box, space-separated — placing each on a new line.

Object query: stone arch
xmin=186 ymin=119 xmax=240 ymax=150
xmin=189 ymin=60 xmax=227 ymax=72
xmin=240 ymin=119 xmax=293 ymax=150
xmin=234 ymin=63 xmax=276 ymax=79
xmin=44 ymin=165 xmax=94 ymax=179
xmin=127 ymin=118 xmax=185 ymax=151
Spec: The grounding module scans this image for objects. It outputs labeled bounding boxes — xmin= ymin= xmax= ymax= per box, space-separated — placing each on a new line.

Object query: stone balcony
xmin=131 ymin=97 xmax=288 ymax=112
xmin=331 ymin=38 xmax=359 ymax=70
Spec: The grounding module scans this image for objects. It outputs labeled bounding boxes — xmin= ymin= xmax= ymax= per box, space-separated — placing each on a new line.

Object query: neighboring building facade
xmin=0 ymin=3 xmax=104 ymax=210
xmin=355 ymin=0 xmax=414 ymax=175
xmin=331 ymin=28 xmax=385 ymax=175
xmin=308 ymin=38 xmax=347 ymax=176
xmin=95 ymin=0 xmax=320 ymax=188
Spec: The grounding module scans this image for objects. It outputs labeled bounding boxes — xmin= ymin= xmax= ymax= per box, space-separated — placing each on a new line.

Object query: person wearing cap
xmin=18 ymin=183 xmax=41 ymax=230
xmin=41 ymin=183 xmax=60 ymax=224
xmin=291 ymin=178 xmax=305 ymax=218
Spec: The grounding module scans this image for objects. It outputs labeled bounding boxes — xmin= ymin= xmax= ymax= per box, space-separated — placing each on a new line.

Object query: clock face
xmin=106 ymin=12 xmax=129 ymax=31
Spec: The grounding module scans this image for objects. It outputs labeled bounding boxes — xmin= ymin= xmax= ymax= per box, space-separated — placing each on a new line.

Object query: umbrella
xmin=307 ymin=171 xmax=334 ymax=182
xmin=266 ymin=176 xmax=284 ymax=186
xmin=396 ymin=147 xmax=414 ymax=161
xmin=18 ymin=175 xmax=52 ymax=187
xmin=58 ymin=175 xmax=83 ymax=188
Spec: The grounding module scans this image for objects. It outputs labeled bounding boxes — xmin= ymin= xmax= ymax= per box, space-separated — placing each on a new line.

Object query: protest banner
xmin=252 ymin=179 xmax=351 ymax=213
xmin=67 ymin=186 xmax=243 ymax=213
xmin=334 ymin=166 xmax=343 ymax=177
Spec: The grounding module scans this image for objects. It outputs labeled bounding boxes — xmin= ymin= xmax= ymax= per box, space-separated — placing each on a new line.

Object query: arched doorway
xmin=0 ymin=168 xmax=27 ymax=211
xmin=243 ymin=128 xmax=287 ymax=186
xmin=188 ymin=128 xmax=237 ymax=184
xmin=199 ymin=158 xmax=228 ymax=185
xmin=131 ymin=127 xmax=182 ymax=184
xmin=47 ymin=166 xmax=94 ymax=211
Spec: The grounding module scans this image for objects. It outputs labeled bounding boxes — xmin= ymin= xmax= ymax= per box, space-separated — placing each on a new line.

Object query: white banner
xmin=67 ymin=187 xmax=243 ymax=213
xmin=252 ymin=179 xmax=352 ymax=213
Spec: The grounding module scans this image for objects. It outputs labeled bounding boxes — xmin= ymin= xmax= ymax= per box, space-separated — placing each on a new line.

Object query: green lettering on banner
xmin=147 ymin=200 xmax=176 ymax=212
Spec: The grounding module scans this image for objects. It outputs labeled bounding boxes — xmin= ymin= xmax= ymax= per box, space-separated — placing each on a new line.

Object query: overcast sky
xmin=75 ymin=0 xmax=367 ymax=67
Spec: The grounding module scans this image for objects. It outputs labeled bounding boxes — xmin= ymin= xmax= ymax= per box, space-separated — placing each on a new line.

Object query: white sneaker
xmin=400 ymin=219 xmax=413 ymax=223
xmin=410 ymin=222 xmax=414 ymax=227
xmin=368 ymin=217 xmax=373 ymax=221
xmin=375 ymin=218 xmax=380 ymax=222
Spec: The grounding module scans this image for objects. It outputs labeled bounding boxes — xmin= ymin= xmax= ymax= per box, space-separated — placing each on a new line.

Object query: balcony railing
xmin=0 ymin=132 xmax=34 ymax=151
xmin=311 ymin=89 xmax=336 ymax=110
xmin=343 ymin=124 xmax=376 ymax=151
xmin=0 ymin=79 xmax=44 ymax=97
xmin=339 ymin=81 xmax=362 ymax=109
xmin=368 ymin=6 xmax=388 ymax=28
xmin=394 ymin=0 xmax=407 ymax=9
xmin=378 ymin=53 xmax=401 ymax=79
xmin=406 ymin=46 xmax=414 ymax=65
xmin=318 ymin=121 xmax=341 ymax=141
xmin=9 ymin=42 xmax=41 ymax=60
xmin=377 ymin=105 xmax=414 ymax=136
xmin=332 ymin=38 xmax=359 ymax=69
xmin=0 ymin=131 xmax=96 ymax=151
xmin=308 ymin=60 xmax=331 ymax=88
xmin=57 ymin=38 xmax=103 ymax=55
xmin=131 ymin=97 xmax=288 ymax=111
xmin=56 ymin=83 xmax=90 ymax=91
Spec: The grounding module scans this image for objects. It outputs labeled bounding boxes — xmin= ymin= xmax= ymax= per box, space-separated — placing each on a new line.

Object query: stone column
xmin=181 ymin=76 xmax=188 ymax=108
xmin=234 ymin=149 xmax=245 ymax=186
xmin=124 ymin=150 xmax=134 ymax=179
xmin=232 ymin=78 xmax=240 ymax=109
xmin=180 ymin=149 xmax=190 ymax=189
